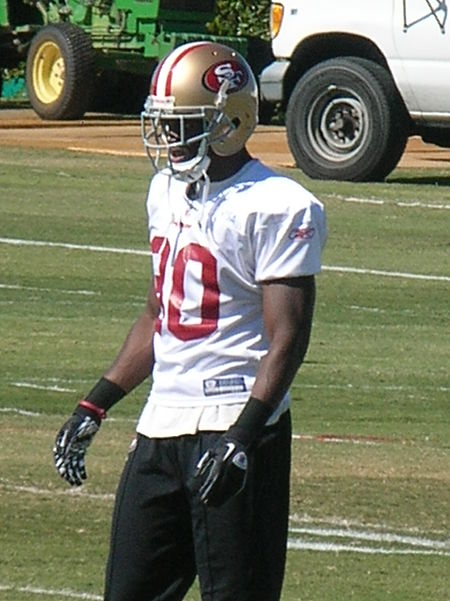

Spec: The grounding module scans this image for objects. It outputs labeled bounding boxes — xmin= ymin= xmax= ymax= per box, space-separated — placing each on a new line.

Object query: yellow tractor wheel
xmin=26 ymin=23 xmax=95 ymax=120
xmin=31 ymin=40 xmax=66 ymax=105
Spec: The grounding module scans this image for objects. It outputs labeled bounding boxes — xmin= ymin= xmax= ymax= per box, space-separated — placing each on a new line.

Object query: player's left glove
xmin=194 ymin=397 xmax=274 ymax=507
xmin=195 ymin=435 xmax=249 ymax=507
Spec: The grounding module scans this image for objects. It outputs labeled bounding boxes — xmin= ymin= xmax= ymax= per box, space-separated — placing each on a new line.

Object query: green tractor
xmin=0 ymin=0 xmax=247 ymax=119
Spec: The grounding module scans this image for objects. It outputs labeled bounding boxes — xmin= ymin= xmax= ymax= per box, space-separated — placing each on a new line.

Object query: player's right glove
xmin=53 ymin=406 xmax=101 ymax=486
xmin=53 ymin=377 xmax=126 ymax=486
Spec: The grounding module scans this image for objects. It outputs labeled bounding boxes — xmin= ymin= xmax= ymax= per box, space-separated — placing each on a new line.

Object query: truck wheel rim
xmin=307 ymin=86 xmax=368 ymax=162
xmin=32 ymin=41 xmax=65 ymax=104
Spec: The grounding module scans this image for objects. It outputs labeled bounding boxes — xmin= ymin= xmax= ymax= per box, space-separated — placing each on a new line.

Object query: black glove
xmin=194 ymin=397 xmax=274 ymax=507
xmin=53 ymin=408 xmax=100 ymax=486
xmin=195 ymin=435 xmax=249 ymax=507
xmin=53 ymin=378 xmax=126 ymax=486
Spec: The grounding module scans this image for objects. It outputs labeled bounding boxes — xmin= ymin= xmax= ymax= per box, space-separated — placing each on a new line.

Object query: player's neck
xmin=207 ymin=148 xmax=253 ymax=182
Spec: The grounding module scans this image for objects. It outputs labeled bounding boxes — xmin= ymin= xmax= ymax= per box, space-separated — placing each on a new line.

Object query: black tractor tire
xmin=26 ymin=23 xmax=95 ymax=120
xmin=286 ymin=57 xmax=410 ymax=182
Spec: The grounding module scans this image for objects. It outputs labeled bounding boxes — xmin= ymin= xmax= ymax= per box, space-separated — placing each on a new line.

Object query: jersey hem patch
xmin=203 ymin=377 xmax=247 ymax=396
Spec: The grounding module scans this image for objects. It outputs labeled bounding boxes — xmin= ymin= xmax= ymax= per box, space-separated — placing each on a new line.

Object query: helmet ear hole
xmin=232 ymin=117 xmax=241 ymax=127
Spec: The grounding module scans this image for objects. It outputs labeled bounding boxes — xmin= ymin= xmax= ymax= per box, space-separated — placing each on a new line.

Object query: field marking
xmin=0 ymin=479 xmax=115 ymax=501
xmin=322 ymin=264 xmax=450 ymax=282
xmin=292 ymin=382 xmax=450 ymax=393
xmin=68 ymin=145 xmax=144 ymax=158
xmin=329 ymin=194 xmax=450 ymax=210
xmin=1 ymin=236 xmax=449 ymax=282
xmin=10 ymin=382 xmax=77 ymax=393
xmin=289 ymin=526 xmax=450 ymax=550
xmin=0 ymin=584 xmax=101 ymax=600
xmin=0 ymin=236 xmax=150 ymax=256
xmin=287 ymin=540 xmax=450 ymax=555
xmin=289 ymin=512 xmax=447 ymax=535
xmin=0 ymin=405 xmax=137 ymax=424
xmin=0 ymin=407 xmax=41 ymax=416
xmin=0 ymin=283 xmax=98 ymax=296
xmin=293 ymin=433 xmax=388 ymax=446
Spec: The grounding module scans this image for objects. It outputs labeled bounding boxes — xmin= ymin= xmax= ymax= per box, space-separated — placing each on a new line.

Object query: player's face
xmin=161 ymin=117 xmax=205 ymax=163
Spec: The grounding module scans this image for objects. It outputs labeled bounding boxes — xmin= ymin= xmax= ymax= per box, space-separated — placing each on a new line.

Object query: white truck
xmin=259 ymin=0 xmax=450 ymax=181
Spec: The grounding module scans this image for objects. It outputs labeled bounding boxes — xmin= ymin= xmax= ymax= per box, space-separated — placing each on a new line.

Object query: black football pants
xmin=104 ymin=411 xmax=291 ymax=601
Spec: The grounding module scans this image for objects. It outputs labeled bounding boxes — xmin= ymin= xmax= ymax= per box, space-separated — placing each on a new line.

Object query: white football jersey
xmin=136 ymin=159 xmax=327 ymax=437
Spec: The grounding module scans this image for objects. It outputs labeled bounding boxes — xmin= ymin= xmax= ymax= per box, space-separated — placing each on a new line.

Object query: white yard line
xmin=0 ymin=407 xmax=41 ymax=416
xmin=322 ymin=264 xmax=450 ymax=282
xmin=0 ymin=283 xmax=98 ymax=296
xmin=1 ymin=236 xmax=448 ymax=282
xmin=0 ymin=405 xmax=136 ymax=423
xmin=328 ymin=194 xmax=450 ymax=210
xmin=289 ymin=512 xmax=447 ymax=535
xmin=291 ymin=382 xmax=449 ymax=393
xmin=68 ymin=146 xmax=144 ymax=158
xmin=292 ymin=434 xmax=385 ymax=446
xmin=0 ymin=236 xmax=150 ymax=256
xmin=289 ymin=526 xmax=450 ymax=550
xmin=10 ymin=382 xmax=77 ymax=393
xmin=0 ymin=584 xmax=101 ymax=600
xmin=286 ymin=540 xmax=450 ymax=556
xmin=0 ymin=479 xmax=115 ymax=501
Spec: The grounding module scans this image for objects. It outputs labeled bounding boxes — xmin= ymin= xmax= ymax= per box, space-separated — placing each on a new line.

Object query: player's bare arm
xmin=53 ymin=283 xmax=159 ymax=486
xmin=252 ymin=275 xmax=316 ymax=409
xmin=195 ymin=275 xmax=316 ymax=506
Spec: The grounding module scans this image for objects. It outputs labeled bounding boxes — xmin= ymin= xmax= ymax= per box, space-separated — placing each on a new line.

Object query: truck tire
xmin=286 ymin=57 xmax=409 ymax=181
xmin=26 ymin=23 xmax=95 ymax=120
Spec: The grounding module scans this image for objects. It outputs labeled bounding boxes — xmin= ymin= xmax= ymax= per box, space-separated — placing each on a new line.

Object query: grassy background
xmin=0 ymin=146 xmax=449 ymax=600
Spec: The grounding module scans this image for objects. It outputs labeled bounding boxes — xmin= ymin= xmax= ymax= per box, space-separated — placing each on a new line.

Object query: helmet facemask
xmin=141 ymin=82 xmax=235 ymax=183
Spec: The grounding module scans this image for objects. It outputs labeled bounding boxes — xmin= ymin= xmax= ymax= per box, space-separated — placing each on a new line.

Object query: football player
xmin=54 ymin=41 xmax=327 ymax=601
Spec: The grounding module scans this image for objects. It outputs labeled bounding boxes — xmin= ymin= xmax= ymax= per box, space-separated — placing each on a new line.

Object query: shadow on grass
xmin=388 ymin=175 xmax=450 ymax=186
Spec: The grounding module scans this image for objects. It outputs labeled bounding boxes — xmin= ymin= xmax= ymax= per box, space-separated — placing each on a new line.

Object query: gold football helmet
xmin=141 ymin=41 xmax=258 ymax=181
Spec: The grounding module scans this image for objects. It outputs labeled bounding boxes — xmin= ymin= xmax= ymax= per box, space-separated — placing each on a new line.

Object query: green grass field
xmin=1 ymin=146 xmax=449 ymax=600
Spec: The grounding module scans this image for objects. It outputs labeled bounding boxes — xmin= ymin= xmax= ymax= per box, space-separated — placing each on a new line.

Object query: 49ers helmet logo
xmin=203 ymin=60 xmax=248 ymax=93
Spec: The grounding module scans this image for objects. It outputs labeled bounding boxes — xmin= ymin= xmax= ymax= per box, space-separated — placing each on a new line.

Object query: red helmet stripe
xmin=164 ymin=42 xmax=211 ymax=96
xmin=150 ymin=59 xmax=165 ymax=95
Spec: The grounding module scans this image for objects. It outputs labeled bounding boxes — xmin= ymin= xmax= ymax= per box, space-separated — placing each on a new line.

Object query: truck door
xmin=393 ymin=0 xmax=450 ymax=119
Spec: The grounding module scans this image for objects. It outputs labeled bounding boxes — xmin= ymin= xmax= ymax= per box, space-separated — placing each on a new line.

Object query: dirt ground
xmin=1 ymin=107 xmax=450 ymax=170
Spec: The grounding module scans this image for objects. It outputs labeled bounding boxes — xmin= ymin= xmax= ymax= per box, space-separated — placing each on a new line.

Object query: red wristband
xmin=78 ymin=400 xmax=107 ymax=420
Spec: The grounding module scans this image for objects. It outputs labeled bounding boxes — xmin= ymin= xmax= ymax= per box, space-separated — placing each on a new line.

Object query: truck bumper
xmin=259 ymin=60 xmax=289 ymax=103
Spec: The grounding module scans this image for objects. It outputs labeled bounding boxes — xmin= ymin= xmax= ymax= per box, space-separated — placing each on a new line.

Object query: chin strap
xmin=183 ymin=171 xmax=211 ymax=227
xmin=171 ymin=148 xmax=211 ymax=184
xmin=197 ymin=171 xmax=211 ymax=228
